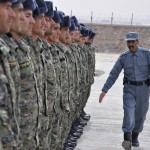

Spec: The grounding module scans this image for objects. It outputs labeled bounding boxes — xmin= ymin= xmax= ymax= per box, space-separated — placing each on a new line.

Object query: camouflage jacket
xmin=0 ymin=36 xmax=19 ymax=149
xmin=41 ymin=40 xmax=57 ymax=115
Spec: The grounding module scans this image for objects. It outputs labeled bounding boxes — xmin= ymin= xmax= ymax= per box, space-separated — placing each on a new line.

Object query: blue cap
xmin=33 ymin=3 xmax=40 ymax=17
xmin=80 ymin=26 xmax=89 ymax=37
xmin=52 ymin=10 xmax=61 ymax=23
xmin=71 ymin=16 xmax=79 ymax=27
xmin=36 ymin=0 xmax=48 ymax=14
xmin=0 ymin=0 xmax=17 ymax=3
xmin=23 ymin=0 xmax=37 ymax=11
xmin=60 ymin=16 xmax=71 ymax=28
xmin=12 ymin=0 xmax=25 ymax=6
xmin=45 ymin=1 xmax=54 ymax=18
xmin=89 ymin=31 xmax=96 ymax=39
xmin=69 ymin=19 xmax=76 ymax=31
xmin=125 ymin=32 xmax=138 ymax=41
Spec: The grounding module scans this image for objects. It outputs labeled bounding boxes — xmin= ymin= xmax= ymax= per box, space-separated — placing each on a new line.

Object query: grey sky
xmin=53 ymin=0 xmax=150 ymax=18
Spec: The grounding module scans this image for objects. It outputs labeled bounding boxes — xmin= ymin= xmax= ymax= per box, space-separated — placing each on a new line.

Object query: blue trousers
xmin=122 ymin=84 xmax=149 ymax=133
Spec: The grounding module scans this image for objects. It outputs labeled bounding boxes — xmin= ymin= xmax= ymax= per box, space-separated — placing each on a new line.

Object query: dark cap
xmin=60 ymin=16 xmax=71 ymax=28
xmin=23 ymin=0 xmax=37 ymax=11
xmin=69 ymin=19 xmax=76 ymax=32
xmin=52 ymin=10 xmax=61 ymax=23
xmin=12 ymin=0 xmax=25 ymax=7
xmin=89 ymin=31 xmax=96 ymax=39
xmin=125 ymin=32 xmax=138 ymax=41
xmin=71 ymin=16 xmax=79 ymax=27
xmin=80 ymin=26 xmax=89 ymax=37
xmin=45 ymin=1 xmax=54 ymax=18
xmin=36 ymin=0 xmax=48 ymax=14
xmin=0 ymin=0 xmax=17 ymax=3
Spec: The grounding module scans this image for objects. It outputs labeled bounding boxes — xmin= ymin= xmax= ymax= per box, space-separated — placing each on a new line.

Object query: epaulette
xmin=0 ymin=38 xmax=10 ymax=55
xmin=120 ymin=50 xmax=130 ymax=57
xmin=140 ymin=47 xmax=149 ymax=52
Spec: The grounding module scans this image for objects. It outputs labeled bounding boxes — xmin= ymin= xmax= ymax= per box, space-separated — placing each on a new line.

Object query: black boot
xmin=122 ymin=132 xmax=132 ymax=150
xmin=132 ymin=132 xmax=139 ymax=147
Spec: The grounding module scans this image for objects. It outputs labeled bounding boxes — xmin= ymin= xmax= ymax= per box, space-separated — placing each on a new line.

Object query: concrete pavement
xmin=75 ymin=53 xmax=150 ymax=150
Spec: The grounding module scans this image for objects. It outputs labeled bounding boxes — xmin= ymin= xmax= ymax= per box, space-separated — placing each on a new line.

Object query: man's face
xmin=79 ymin=36 xmax=86 ymax=45
xmin=59 ymin=27 xmax=69 ymax=43
xmin=127 ymin=40 xmax=139 ymax=52
xmin=32 ymin=13 xmax=46 ymax=37
xmin=75 ymin=27 xmax=81 ymax=42
xmin=20 ymin=10 xmax=35 ymax=36
xmin=0 ymin=2 xmax=15 ymax=33
xmin=65 ymin=34 xmax=72 ymax=46
xmin=86 ymin=38 xmax=93 ymax=45
xmin=69 ymin=31 xmax=76 ymax=42
xmin=11 ymin=3 xmax=25 ymax=33
xmin=48 ymin=22 xmax=61 ymax=43
xmin=44 ymin=16 xmax=55 ymax=36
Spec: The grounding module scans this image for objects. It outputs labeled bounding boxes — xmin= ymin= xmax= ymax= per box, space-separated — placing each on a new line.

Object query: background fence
xmin=68 ymin=11 xmax=150 ymax=26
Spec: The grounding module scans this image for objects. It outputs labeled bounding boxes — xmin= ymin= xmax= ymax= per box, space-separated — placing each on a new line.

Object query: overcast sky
xmin=52 ymin=0 xmax=150 ymax=19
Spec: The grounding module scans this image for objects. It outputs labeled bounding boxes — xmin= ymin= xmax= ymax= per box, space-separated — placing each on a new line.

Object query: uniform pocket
xmin=124 ymin=64 xmax=133 ymax=75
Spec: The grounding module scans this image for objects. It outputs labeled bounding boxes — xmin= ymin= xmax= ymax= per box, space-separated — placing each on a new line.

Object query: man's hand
xmin=99 ymin=91 xmax=106 ymax=103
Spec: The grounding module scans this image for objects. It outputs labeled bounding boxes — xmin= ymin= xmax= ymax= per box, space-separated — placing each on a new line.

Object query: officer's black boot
xmin=122 ymin=132 xmax=132 ymax=150
xmin=132 ymin=132 xmax=139 ymax=147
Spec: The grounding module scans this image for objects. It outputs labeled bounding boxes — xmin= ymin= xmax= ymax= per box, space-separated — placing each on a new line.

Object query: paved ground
xmin=75 ymin=53 xmax=150 ymax=150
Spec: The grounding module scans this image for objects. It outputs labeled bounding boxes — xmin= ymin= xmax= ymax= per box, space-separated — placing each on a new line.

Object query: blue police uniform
xmin=102 ymin=47 xmax=150 ymax=133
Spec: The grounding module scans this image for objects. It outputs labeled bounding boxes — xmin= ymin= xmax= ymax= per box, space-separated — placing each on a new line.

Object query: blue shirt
xmin=102 ymin=47 xmax=150 ymax=92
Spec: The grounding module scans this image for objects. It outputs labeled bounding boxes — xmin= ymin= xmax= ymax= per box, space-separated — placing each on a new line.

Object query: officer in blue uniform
xmin=99 ymin=32 xmax=150 ymax=150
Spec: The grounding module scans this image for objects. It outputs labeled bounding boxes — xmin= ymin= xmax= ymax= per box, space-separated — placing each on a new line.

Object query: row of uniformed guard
xmin=0 ymin=0 xmax=96 ymax=149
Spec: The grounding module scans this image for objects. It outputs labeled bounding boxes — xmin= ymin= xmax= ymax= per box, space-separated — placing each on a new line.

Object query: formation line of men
xmin=0 ymin=0 xmax=96 ymax=149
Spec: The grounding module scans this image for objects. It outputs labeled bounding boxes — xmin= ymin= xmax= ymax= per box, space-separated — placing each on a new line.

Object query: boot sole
xmin=122 ymin=141 xmax=132 ymax=150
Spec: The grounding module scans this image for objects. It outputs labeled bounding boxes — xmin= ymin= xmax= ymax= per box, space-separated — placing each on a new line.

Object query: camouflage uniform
xmin=0 ymin=37 xmax=19 ymax=150
xmin=23 ymin=37 xmax=49 ymax=149
xmin=41 ymin=40 xmax=57 ymax=149
xmin=70 ymin=43 xmax=82 ymax=119
xmin=56 ymin=42 xmax=76 ymax=147
xmin=16 ymin=39 xmax=40 ymax=150
xmin=49 ymin=43 xmax=63 ymax=150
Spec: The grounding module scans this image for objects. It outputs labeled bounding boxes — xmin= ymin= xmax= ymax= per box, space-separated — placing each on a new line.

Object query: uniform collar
xmin=129 ymin=47 xmax=140 ymax=56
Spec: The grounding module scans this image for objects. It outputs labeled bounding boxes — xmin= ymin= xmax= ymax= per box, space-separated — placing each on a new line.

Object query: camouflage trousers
xmin=50 ymin=112 xmax=63 ymax=150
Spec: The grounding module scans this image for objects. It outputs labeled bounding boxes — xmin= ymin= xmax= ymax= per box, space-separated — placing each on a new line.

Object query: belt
xmin=125 ymin=80 xmax=147 ymax=86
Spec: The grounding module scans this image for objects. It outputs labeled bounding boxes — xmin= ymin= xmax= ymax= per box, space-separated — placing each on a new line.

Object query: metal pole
xmin=91 ymin=11 xmax=93 ymax=24
xmin=71 ymin=10 xmax=72 ymax=17
xmin=131 ymin=13 xmax=133 ymax=25
xmin=111 ymin=12 xmax=113 ymax=24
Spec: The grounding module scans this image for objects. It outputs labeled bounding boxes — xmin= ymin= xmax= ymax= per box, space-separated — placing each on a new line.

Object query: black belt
xmin=125 ymin=80 xmax=147 ymax=86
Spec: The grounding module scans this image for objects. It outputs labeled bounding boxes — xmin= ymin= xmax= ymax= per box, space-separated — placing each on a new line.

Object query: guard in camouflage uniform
xmin=55 ymin=14 xmax=75 ymax=148
xmin=8 ymin=0 xmax=40 ymax=149
xmin=41 ymin=1 xmax=59 ymax=148
xmin=23 ymin=0 xmax=49 ymax=149
xmin=84 ymin=30 xmax=96 ymax=106
xmin=1 ymin=1 xmax=26 ymax=148
xmin=0 ymin=0 xmax=18 ymax=149
xmin=47 ymin=11 xmax=66 ymax=150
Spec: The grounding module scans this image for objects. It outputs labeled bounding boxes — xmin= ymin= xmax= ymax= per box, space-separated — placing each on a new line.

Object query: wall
xmin=86 ymin=23 xmax=150 ymax=53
